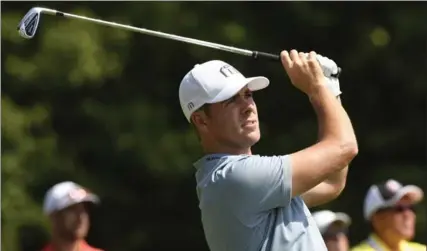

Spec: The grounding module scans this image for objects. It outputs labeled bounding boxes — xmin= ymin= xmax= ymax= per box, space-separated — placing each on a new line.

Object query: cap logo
xmin=187 ymin=102 xmax=195 ymax=111
xmin=386 ymin=180 xmax=401 ymax=192
xmin=68 ymin=188 xmax=87 ymax=201
xmin=219 ymin=65 xmax=239 ymax=78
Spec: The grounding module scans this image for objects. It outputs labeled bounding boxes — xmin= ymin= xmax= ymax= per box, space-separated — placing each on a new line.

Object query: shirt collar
xmin=193 ymin=153 xmax=231 ymax=169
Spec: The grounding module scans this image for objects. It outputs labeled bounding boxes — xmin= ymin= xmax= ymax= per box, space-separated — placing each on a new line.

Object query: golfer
xmin=178 ymin=50 xmax=358 ymax=251
xmin=41 ymin=181 xmax=103 ymax=251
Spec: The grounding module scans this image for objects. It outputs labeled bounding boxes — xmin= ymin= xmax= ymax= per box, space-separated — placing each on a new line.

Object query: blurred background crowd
xmin=2 ymin=2 xmax=426 ymax=251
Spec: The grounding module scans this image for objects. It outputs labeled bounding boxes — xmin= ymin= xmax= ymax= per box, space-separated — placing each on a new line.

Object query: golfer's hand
xmin=280 ymin=50 xmax=325 ymax=95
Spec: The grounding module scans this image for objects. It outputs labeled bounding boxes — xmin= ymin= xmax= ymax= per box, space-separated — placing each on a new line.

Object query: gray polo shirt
xmin=194 ymin=154 xmax=327 ymax=251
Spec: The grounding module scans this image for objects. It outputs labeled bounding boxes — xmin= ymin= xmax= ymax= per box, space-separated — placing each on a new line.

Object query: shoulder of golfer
xmin=195 ymin=154 xmax=293 ymax=214
xmin=199 ymin=50 xmax=358 ymax=211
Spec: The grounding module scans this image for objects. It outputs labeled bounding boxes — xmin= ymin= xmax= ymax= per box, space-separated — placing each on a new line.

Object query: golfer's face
xmin=207 ymin=87 xmax=260 ymax=148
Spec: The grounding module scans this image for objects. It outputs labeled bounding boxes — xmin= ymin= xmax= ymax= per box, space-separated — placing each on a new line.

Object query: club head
xmin=17 ymin=7 xmax=42 ymax=39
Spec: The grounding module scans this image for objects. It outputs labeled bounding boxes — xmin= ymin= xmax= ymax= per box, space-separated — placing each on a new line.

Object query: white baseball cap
xmin=363 ymin=179 xmax=424 ymax=220
xmin=312 ymin=210 xmax=352 ymax=234
xmin=43 ymin=181 xmax=100 ymax=215
xmin=178 ymin=60 xmax=270 ymax=122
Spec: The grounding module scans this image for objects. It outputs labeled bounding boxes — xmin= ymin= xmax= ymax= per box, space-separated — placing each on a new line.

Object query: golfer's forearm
xmin=316 ymin=96 xmax=342 ymax=141
xmin=310 ymin=86 xmax=357 ymax=151
xmin=315 ymin=95 xmax=350 ymax=187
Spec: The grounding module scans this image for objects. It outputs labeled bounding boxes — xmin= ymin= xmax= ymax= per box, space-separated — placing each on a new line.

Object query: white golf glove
xmin=317 ymin=54 xmax=341 ymax=97
xmin=305 ymin=53 xmax=342 ymax=97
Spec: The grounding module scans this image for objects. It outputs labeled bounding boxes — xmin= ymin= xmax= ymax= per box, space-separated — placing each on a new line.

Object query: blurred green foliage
xmin=2 ymin=2 xmax=426 ymax=251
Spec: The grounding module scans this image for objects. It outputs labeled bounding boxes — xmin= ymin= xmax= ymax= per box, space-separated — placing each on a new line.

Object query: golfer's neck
xmin=201 ymin=140 xmax=252 ymax=155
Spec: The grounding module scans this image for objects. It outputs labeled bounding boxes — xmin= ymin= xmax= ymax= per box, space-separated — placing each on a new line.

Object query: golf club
xmin=17 ymin=7 xmax=341 ymax=77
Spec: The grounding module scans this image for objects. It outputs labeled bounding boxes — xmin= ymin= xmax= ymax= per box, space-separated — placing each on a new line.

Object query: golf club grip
xmin=251 ymin=51 xmax=280 ymax=61
xmin=251 ymin=51 xmax=342 ymax=78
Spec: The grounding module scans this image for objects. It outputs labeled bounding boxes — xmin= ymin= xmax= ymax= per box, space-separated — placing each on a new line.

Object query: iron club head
xmin=17 ymin=7 xmax=42 ymax=39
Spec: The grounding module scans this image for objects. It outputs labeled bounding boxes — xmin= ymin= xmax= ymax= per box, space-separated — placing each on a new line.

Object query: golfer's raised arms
xmin=280 ymin=50 xmax=358 ymax=198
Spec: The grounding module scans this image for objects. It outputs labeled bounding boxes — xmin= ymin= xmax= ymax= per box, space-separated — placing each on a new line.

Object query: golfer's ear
xmin=192 ymin=112 xmax=208 ymax=129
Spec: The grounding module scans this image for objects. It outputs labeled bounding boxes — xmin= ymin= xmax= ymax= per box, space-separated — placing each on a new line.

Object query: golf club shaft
xmin=31 ymin=7 xmax=341 ymax=76
xmin=38 ymin=8 xmax=279 ymax=61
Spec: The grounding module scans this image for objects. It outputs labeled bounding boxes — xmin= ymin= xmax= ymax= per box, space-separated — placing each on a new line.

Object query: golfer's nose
xmin=241 ymin=101 xmax=255 ymax=117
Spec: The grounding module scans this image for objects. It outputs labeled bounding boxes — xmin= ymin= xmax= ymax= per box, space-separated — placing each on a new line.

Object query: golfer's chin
xmin=241 ymin=128 xmax=261 ymax=146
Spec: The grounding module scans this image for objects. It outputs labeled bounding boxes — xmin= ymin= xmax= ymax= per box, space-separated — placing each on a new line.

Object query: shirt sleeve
xmin=225 ymin=155 xmax=292 ymax=214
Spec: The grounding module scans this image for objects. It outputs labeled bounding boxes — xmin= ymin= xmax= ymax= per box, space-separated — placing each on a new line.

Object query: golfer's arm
xmin=301 ymin=97 xmax=351 ymax=207
xmin=290 ymin=86 xmax=358 ymax=198
xmin=301 ymin=167 xmax=349 ymax=207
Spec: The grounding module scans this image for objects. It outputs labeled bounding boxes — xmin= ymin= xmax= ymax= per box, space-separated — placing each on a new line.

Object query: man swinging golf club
xmin=178 ymin=50 xmax=358 ymax=251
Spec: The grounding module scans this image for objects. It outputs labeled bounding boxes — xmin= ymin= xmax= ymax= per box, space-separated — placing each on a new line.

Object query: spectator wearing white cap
xmin=351 ymin=179 xmax=425 ymax=251
xmin=313 ymin=210 xmax=352 ymax=251
xmin=41 ymin=181 xmax=103 ymax=251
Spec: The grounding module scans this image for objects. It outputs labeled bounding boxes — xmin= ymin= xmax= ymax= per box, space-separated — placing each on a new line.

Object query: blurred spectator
xmin=313 ymin=210 xmax=352 ymax=251
xmin=41 ymin=181 xmax=103 ymax=251
xmin=351 ymin=179 xmax=425 ymax=251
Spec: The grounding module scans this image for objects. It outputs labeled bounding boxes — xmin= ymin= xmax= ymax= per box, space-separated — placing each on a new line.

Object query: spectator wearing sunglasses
xmin=351 ymin=179 xmax=425 ymax=251
xmin=313 ymin=210 xmax=351 ymax=251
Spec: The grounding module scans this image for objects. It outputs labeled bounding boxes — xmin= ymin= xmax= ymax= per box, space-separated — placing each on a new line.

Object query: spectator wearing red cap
xmin=41 ymin=181 xmax=103 ymax=251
